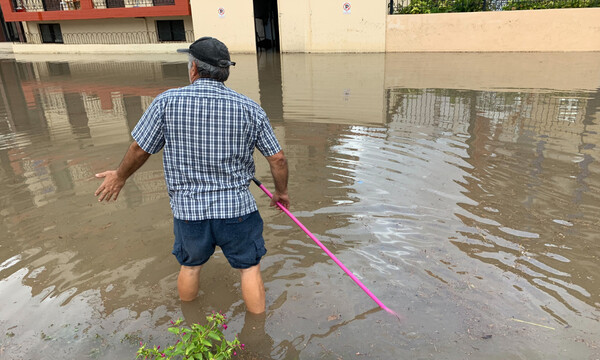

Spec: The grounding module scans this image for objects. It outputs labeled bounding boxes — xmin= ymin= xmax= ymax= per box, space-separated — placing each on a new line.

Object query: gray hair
xmin=188 ymin=54 xmax=230 ymax=82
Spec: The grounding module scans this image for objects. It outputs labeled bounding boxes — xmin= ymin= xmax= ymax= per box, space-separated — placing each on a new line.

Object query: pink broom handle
xmin=252 ymin=177 xmax=398 ymax=318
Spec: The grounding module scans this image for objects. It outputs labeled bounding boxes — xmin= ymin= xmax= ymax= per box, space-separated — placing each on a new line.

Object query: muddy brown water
xmin=0 ymin=52 xmax=599 ymax=359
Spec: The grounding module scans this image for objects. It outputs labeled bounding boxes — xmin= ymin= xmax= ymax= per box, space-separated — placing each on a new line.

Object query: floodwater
xmin=0 ymin=51 xmax=599 ymax=360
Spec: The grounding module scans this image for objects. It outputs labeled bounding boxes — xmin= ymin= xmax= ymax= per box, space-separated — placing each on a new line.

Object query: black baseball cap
xmin=177 ymin=37 xmax=236 ymax=68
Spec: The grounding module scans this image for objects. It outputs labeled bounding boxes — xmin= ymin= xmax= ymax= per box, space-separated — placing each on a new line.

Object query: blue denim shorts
xmin=172 ymin=211 xmax=267 ymax=269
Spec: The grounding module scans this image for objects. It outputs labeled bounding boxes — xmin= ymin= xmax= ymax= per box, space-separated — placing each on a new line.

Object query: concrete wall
xmin=189 ymin=0 xmax=256 ymax=53
xmin=386 ymin=8 xmax=600 ymax=52
xmin=0 ymin=43 xmax=13 ymax=53
xmin=278 ymin=0 xmax=387 ymax=53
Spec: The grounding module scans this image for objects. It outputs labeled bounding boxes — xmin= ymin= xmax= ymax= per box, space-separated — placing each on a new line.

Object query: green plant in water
xmin=136 ymin=313 xmax=243 ymax=360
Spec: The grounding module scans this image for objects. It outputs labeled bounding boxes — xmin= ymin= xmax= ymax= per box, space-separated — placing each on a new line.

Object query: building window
xmin=39 ymin=24 xmax=63 ymax=44
xmin=153 ymin=0 xmax=175 ymax=5
xmin=106 ymin=0 xmax=125 ymax=8
xmin=156 ymin=20 xmax=185 ymax=42
xmin=43 ymin=0 xmax=62 ymax=11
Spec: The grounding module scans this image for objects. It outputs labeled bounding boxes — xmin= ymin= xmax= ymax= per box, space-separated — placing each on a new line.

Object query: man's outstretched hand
xmin=93 ymin=142 xmax=151 ymax=202
xmin=95 ymin=170 xmax=126 ymax=202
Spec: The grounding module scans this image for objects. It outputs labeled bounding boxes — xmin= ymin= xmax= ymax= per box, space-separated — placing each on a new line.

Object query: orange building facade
xmin=0 ymin=0 xmax=193 ymax=45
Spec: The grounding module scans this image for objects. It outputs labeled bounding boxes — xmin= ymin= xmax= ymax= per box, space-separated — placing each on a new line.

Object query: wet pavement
xmin=0 ymin=51 xmax=599 ymax=359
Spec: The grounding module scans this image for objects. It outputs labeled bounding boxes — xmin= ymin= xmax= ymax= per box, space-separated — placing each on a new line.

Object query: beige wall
xmin=189 ymin=0 xmax=256 ymax=53
xmin=0 ymin=43 xmax=13 ymax=53
xmin=386 ymin=8 xmax=600 ymax=52
xmin=281 ymin=53 xmax=386 ymax=125
xmin=279 ymin=0 xmax=387 ymax=53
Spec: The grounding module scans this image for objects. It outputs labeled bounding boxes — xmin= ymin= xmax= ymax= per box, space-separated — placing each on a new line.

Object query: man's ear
xmin=189 ymin=62 xmax=199 ymax=82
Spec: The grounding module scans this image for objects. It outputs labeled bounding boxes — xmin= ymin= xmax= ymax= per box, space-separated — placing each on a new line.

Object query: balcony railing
xmin=11 ymin=0 xmax=174 ymax=11
xmin=21 ymin=30 xmax=194 ymax=44
xmin=92 ymin=0 xmax=174 ymax=9
xmin=12 ymin=0 xmax=77 ymax=11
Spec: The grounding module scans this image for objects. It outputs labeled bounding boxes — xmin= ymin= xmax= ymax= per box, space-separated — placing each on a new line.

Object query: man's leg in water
xmin=240 ymin=264 xmax=265 ymax=314
xmin=178 ymin=265 xmax=202 ymax=301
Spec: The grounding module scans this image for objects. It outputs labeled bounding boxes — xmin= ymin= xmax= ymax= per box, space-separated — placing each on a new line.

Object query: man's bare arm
xmin=95 ymin=141 xmax=151 ymax=202
xmin=265 ymin=150 xmax=289 ymax=209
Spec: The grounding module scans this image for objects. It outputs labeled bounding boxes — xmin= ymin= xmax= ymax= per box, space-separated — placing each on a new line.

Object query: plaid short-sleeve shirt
xmin=132 ymin=78 xmax=281 ymax=220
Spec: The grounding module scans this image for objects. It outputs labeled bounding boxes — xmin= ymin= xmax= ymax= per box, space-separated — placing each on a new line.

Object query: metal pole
xmin=252 ymin=177 xmax=400 ymax=320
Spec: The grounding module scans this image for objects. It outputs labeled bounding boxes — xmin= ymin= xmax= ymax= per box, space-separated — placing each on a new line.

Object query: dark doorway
xmin=253 ymin=0 xmax=280 ymax=52
xmin=3 ymin=22 xmax=25 ymax=42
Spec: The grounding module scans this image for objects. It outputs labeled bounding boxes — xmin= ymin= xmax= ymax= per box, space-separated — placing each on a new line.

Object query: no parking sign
xmin=218 ymin=7 xmax=225 ymax=18
xmin=343 ymin=2 xmax=351 ymax=14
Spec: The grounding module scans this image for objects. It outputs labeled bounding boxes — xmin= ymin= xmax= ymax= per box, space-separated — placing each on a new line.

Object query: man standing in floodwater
xmin=94 ymin=37 xmax=289 ymax=314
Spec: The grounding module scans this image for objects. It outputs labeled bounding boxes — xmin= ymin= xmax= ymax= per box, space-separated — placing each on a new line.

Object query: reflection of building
xmin=20 ymin=61 xmax=178 ymax=146
xmin=0 ymin=58 xmax=184 ymax=217
xmin=386 ymin=88 xmax=593 ymax=145
xmin=385 ymin=86 xmax=600 ymax=315
xmin=387 ymin=89 xmax=471 ymax=134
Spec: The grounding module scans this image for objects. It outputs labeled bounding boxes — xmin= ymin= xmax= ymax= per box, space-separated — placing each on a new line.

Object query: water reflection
xmin=385 ymin=87 xmax=600 ymax=321
xmin=0 ymin=53 xmax=599 ymax=359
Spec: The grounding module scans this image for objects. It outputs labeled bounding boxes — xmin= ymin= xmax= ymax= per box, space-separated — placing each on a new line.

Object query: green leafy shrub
xmin=450 ymin=0 xmax=485 ymax=11
xmin=397 ymin=0 xmax=484 ymax=13
xmin=503 ymin=0 xmax=599 ymax=10
xmin=394 ymin=0 xmax=599 ymax=13
xmin=136 ymin=313 xmax=243 ymax=360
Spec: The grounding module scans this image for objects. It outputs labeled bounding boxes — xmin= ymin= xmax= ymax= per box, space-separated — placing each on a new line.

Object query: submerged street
xmin=0 ymin=52 xmax=599 ymax=359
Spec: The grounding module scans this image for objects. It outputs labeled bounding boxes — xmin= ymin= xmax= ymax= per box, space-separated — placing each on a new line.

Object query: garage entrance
xmin=253 ymin=0 xmax=280 ymax=52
